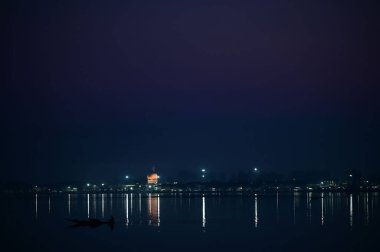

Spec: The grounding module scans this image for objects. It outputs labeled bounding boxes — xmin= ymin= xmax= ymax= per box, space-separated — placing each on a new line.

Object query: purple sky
xmin=2 ymin=0 xmax=379 ymax=184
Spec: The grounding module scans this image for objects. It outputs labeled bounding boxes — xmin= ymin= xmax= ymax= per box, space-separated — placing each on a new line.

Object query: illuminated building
xmin=147 ymin=167 xmax=159 ymax=185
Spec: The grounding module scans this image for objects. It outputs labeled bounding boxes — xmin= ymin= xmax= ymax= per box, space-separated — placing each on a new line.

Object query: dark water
xmin=1 ymin=192 xmax=379 ymax=252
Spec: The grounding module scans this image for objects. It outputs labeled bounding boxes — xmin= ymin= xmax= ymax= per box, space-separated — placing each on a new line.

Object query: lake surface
xmin=1 ymin=192 xmax=379 ymax=252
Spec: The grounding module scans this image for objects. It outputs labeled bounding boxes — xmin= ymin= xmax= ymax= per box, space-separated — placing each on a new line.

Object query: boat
xmin=66 ymin=216 xmax=114 ymax=229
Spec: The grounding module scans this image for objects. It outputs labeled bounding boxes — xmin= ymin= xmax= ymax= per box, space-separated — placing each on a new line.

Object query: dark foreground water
xmin=1 ymin=192 xmax=379 ymax=252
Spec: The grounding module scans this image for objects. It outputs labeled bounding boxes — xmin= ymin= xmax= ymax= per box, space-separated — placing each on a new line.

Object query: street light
xmin=86 ymin=183 xmax=90 ymax=187
xmin=252 ymin=168 xmax=260 ymax=189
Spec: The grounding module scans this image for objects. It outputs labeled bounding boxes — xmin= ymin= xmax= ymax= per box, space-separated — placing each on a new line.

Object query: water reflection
xmin=68 ymin=194 xmax=71 ymax=216
xmin=125 ymin=194 xmax=129 ymax=226
xmin=93 ymin=194 xmax=97 ymax=218
xmin=35 ymin=194 xmax=38 ymax=219
xmin=158 ymin=195 xmax=160 ymax=227
xmin=148 ymin=193 xmax=151 ymax=221
xmin=130 ymin=193 xmax=133 ymax=217
xmin=372 ymin=193 xmax=375 ymax=216
xmin=350 ymin=194 xmax=353 ymax=227
xmin=365 ymin=193 xmax=369 ymax=225
xmin=321 ymin=193 xmax=324 ymax=226
xmin=31 ymin=192 xmax=380 ymax=230
xmin=202 ymin=195 xmax=206 ymax=229
xmin=101 ymin=194 xmax=105 ymax=218
xmin=8 ymin=192 xmax=380 ymax=252
xmin=139 ymin=193 xmax=142 ymax=216
xmin=330 ymin=192 xmax=334 ymax=217
xmin=254 ymin=194 xmax=258 ymax=228
xmin=110 ymin=193 xmax=113 ymax=213
xmin=87 ymin=194 xmax=90 ymax=219
xmin=276 ymin=192 xmax=279 ymax=223
xmin=180 ymin=193 xmax=183 ymax=208
xmin=293 ymin=193 xmax=296 ymax=225
xmin=307 ymin=192 xmax=312 ymax=224
xmin=148 ymin=194 xmax=160 ymax=227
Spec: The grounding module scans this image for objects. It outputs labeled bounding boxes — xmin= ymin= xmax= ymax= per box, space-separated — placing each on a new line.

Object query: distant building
xmin=147 ymin=167 xmax=159 ymax=185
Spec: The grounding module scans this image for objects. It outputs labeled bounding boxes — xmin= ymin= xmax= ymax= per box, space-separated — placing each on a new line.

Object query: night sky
xmin=1 ymin=0 xmax=379 ymax=184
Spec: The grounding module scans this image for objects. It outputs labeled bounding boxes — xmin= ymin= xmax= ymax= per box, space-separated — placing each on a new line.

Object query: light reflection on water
xmin=147 ymin=193 xmax=160 ymax=227
xmin=101 ymin=193 xmax=104 ymax=218
xmin=35 ymin=193 xmax=38 ymax=219
xmin=321 ymin=192 xmax=324 ymax=226
xmin=68 ymin=194 xmax=71 ymax=216
xmin=93 ymin=194 xmax=96 ymax=218
xmin=125 ymin=193 xmax=129 ymax=226
xmin=350 ymin=193 xmax=353 ymax=227
xmin=202 ymin=194 xmax=206 ymax=229
xmin=255 ymin=194 xmax=258 ymax=228
xmin=87 ymin=193 xmax=89 ymax=218
xmin=31 ymin=192 xmax=380 ymax=230
xmin=6 ymin=192 xmax=380 ymax=252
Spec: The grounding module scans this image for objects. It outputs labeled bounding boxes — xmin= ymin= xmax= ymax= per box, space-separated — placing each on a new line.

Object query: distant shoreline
xmin=1 ymin=189 xmax=379 ymax=196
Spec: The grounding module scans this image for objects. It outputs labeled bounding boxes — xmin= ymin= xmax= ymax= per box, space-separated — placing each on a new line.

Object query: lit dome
xmin=147 ymin=169 xmax=159 ymax=184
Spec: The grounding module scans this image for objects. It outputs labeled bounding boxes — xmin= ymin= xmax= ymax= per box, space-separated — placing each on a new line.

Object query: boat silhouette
xmin=66 ymin=216 xmax=115 ymax=229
